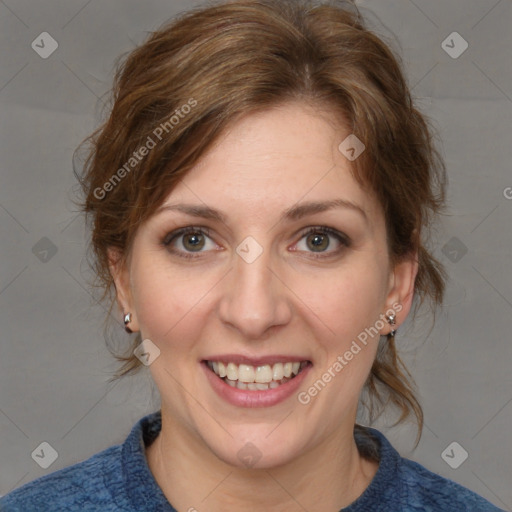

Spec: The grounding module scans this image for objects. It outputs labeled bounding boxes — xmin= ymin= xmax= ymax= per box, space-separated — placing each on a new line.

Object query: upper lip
xmin=203 ymin=354 xmax=311 ymax=366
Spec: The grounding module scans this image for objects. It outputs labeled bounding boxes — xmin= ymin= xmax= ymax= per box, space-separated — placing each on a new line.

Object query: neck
xmin=146 ymin=408 xmax=378 ymax=512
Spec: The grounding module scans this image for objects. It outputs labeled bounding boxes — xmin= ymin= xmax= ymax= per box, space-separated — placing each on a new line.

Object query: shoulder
xmin=0 ymin=411 xmax=169 ymax=512
xmin=353 ymin=428 xmax=505 ymax=512
xmin=0 ymin=444 xmax=126 ymax=512
xmin=398 ymin=457 xmax=504 ymax=512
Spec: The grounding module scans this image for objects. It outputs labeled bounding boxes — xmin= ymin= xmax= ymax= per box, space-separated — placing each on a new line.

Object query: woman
xmin=0 ymin=0 xmax=505 ymax=510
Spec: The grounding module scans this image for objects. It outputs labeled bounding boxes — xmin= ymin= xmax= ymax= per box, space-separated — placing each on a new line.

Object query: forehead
xmin=161 ymin=102 xmax=381 ymax=223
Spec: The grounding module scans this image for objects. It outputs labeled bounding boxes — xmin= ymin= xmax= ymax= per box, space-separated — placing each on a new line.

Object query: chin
xmin=202 ymin=426 xmax=306 ymax=470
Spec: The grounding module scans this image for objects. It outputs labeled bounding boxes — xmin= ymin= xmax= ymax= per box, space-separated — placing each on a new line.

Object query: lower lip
xmin=201 ymin=361 xmax=312 ymax=408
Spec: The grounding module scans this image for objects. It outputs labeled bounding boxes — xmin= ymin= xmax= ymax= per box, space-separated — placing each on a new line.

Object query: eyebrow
xmin=155 ymin=198 xmax=367 ymax=224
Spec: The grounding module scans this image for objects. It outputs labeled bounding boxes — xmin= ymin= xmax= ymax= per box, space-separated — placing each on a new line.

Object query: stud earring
xmin=385 ymin=312 xmax=396 ymax=337
xmin=124 ymin=312 xmax=133 ymax=333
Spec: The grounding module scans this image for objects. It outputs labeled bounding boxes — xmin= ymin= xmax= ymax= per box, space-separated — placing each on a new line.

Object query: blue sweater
xmin=0 ymin=411 xmax=505 ymax=511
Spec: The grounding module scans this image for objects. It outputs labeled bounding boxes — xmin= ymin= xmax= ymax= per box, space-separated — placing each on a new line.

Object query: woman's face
xmin=112 ymin=102 xmax=416 ymax=468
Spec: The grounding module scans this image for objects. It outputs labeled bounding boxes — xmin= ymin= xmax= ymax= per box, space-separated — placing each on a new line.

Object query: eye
xmin=293 ymin=226 xmax=350 ymax=257
xmin=162 ymin=227 xmax=219 ymax=258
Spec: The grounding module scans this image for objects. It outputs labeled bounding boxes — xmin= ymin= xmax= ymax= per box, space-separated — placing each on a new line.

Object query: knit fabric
xmin=0 ymin=411 xmax=505 ymax=511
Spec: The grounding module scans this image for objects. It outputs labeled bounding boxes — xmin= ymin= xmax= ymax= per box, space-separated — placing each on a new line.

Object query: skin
xmin=110 ymin=101 xmax=418 ymax=512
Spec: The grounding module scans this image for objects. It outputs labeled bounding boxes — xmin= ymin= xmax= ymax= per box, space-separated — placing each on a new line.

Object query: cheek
xmin=291 ymin=261 xmax=388 ymax=345
xmin=130 ymin=257 xmax=217 ymax=347
xmin=295 ymin=265 xmax=388 ymax=408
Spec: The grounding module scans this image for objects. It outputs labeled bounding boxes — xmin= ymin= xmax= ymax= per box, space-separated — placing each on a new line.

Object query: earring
xmin=124 ymin=312 xmax=133 ymax=333
xmin=385 ymin=312 xmax=396 ymax=337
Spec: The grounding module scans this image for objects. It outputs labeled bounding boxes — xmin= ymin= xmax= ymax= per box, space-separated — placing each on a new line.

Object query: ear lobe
xmin=383 ymin=251 xmax=419 ymax=334
xmin=108 ymin=247 xmax=136 ymax=328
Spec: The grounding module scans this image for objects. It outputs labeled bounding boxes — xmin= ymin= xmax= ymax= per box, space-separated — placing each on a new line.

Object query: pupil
xmin=308 ymin=233 xmax=328 ymax=251
xmin=185 ymin=233 xmax=204 ymax=251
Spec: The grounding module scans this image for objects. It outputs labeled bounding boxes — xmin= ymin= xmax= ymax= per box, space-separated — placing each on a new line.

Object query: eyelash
xmin=297 ymin=227 xmax=351 ymax=257
xmin=162 ymin=226 xmax=350 ymax=260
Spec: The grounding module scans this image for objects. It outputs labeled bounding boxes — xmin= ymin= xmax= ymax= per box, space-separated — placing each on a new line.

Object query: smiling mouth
xmin=205 ymin=360 xmax=311 ymax=390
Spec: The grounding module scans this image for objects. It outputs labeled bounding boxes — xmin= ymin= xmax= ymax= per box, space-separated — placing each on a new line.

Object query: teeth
xmin=238 ymin=364 xmax=256 ymax=383
xmin=218 ymin=361 xmax=227 ymax=378
xmin=226 ymin=362 xmax=238 ymax=381
xmin=223 ymin=377 xmax=292 ymax=390
xmin=207 ymin=360 xmax=308 ymax=385
xmin=255 ymin=365 xmax=272 ymax=383
xmin=272 ymin=363 xmax=284 ymax=381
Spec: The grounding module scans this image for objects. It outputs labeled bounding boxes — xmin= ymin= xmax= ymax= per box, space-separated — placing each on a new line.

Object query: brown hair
xmin=75 ymin=0 xmax=446 ymax=437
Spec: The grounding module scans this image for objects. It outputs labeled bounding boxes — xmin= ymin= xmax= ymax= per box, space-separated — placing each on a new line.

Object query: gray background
xmin=0 ymin=0 xmax=511 ymax=509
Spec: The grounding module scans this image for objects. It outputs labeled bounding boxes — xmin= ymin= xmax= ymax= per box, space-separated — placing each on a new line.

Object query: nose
xmin=218 ymin=245 xmax=292 ymax=340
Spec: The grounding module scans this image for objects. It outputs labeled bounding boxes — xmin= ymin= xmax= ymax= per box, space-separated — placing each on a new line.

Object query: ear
xmin=108 ymin=247 xmax=139 ymax=332
xmin=381 ymin=251 xmax=418 ymax=335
